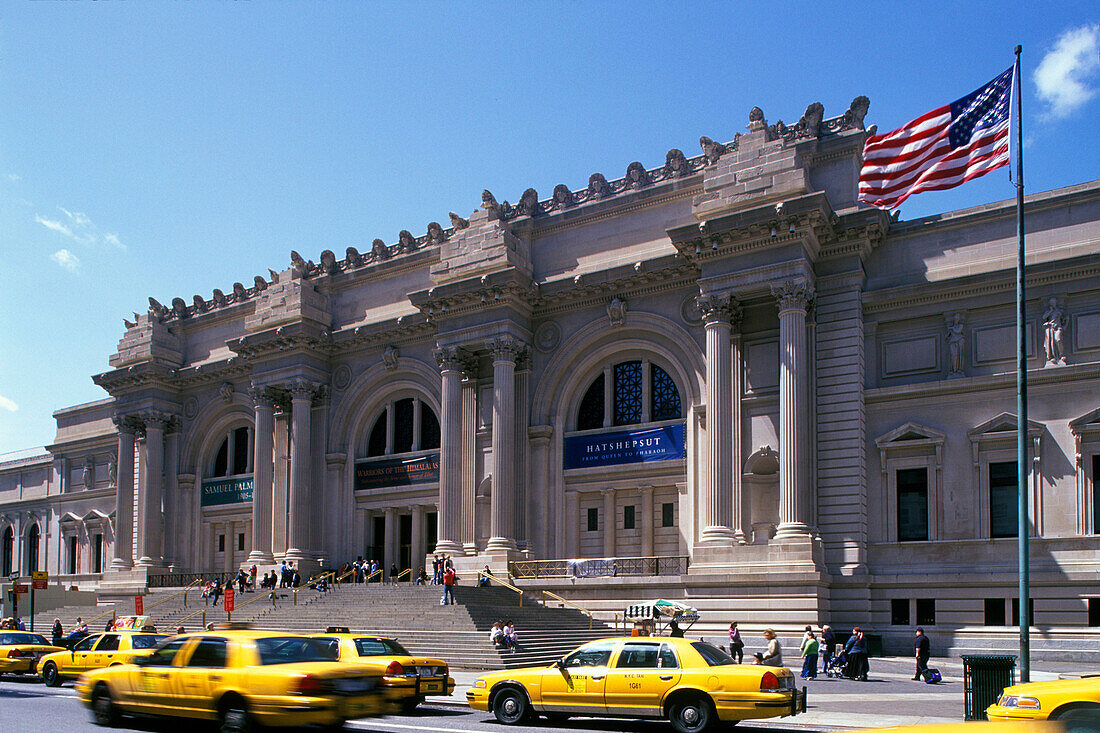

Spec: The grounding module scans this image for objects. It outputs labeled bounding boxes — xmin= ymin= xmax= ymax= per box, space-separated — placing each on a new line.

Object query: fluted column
xmin=434 ymin=347 xmax=468 ymax=554
xmin=566 ymin=491 xmax=580 ymax=558
xmin=486 ymin=336 xmax=525 ymax=553
xmin=111 ymin=418 xmax=136 ymax=569
xmin=137 ymin=412 xmax=169 ymax=567
xmin=697 ymin=293 xmax=740 ymax=545
xmin=772 ymin=279 xmax=815 ymax=540
xmin=383 ymin=507 xmax=397 ymax=572
xmin=411 ymin=505 xmax=425 ymax=572
xmin=285 ymin=380 xmax=315 ymax=561
xmin=602 ymin=488 xmax=617 ymax=557
xmin=249 ymin=387 xmax=276 ymax=563
xmin=640 ymin=486 xmax=655 ymax=557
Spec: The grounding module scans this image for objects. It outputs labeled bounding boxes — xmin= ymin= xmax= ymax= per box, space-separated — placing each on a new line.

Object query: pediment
xmin=60 ymin=511 xmax=83 ymax=525
xmin=1069 ymin=407 xmax=1100 ymax=435
xmin=968 ymin=412 xmax=1043 ymax=439
xmin=875 ymin=422 xmax=945 ymax=448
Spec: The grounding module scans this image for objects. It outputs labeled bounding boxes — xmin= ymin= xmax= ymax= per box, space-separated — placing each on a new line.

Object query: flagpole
xmin=1014 ymin=44 xmax=1030 ymax=684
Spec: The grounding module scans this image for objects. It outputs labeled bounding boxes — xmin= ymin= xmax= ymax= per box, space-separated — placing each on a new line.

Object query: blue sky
xmin=1 ymin=1 xmax=1098 ymax=451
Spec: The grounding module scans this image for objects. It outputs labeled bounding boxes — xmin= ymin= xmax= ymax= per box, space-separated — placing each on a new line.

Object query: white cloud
xmin=50 ymin=248 xmax=81 ymax=272
xmin=103 ymin=232 xmax=124 ymax=249
xmin=0 ymin=395 xmax=17 ymax=412
xmin=1034 ymin=24 xmax=1100 ymax=118
xmin=6 ymin=173 xmax=20 ymax=182
xmin=33 ymin=206 xmax=124 ymax=249
xmin=35 ymin=215 xmax=73 ymax=238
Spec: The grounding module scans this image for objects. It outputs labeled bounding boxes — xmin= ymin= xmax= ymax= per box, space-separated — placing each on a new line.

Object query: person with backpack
xmin=913 ymin=627 xmax=931 ymax=680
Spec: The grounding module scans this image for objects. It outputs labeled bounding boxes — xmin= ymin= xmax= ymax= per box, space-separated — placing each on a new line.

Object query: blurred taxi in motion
xmin=312 ymin=627 xmax=454 ymax=711
xmin=75 ymin=628 xmax=388 ymax=731
xmin=468 ymin=636 xmax=805 ymax=733
xmin=0 ymin=630 xmax=65 ymax=677
xmin=40 ymin=629 xmax=169 ymax=687
xmin=988 ymin=676 xmax=1100 ymax=722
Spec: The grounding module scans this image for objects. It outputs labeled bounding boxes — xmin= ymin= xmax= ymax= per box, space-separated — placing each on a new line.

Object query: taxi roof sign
xmin=325 ymin=626 xmax=350 ymax=634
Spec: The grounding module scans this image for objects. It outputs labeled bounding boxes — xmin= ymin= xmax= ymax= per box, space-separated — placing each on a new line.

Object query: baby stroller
xmin=824 ymin=650 xmax=850 ymax=678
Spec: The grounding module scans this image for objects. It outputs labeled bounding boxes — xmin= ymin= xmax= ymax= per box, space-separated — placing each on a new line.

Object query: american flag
xmin=859 ymin=67 xmax=1013 ymax=210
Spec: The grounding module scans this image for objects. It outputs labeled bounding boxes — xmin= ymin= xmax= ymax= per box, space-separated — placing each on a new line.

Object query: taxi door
xmin=538 ymin=641 xmax=616 ymax=714
xmin=176 ymin=636 xmax=229 ymax=719
xmin=89 ymin=634 xmax=122 ymax=669
xmin=66 ymin=634 xmax=102 ymax=675
xmin=129 ymin=637 xmax=191 ymax=712
xmin=604 ymin=642 xmax=682 ymax=716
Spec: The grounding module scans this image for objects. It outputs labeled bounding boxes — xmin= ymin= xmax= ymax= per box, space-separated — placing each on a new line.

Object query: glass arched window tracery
xmin=366 ymin=398 xmax=440 ymax=457
xmin=576 ymin=360 xmax=683 ymax=431
xmin=26 ymin=524 xmax=39 ymax=574
xmin=211 ymin=425 xmax=253 ymax=478
xmin=1 ymin=526 xmax=12 ymax=577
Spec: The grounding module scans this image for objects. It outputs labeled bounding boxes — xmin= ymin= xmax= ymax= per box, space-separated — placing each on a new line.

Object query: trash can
xmin=962 ymin=654 xmax=1017 ymax=720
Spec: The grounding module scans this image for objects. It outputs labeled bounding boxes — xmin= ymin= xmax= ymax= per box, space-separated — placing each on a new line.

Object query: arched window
xmin=576 ymin=360 xmax=683 ymax=431
xmin=26 ymin=524 xmax=39 ymax=574
xmin=211 ymin=425 xmax=253 ymax=478
xmin=1 ymin=527 xmax=12 ymax=577
xmin=366 ymin=398 xmax=441 ymax=457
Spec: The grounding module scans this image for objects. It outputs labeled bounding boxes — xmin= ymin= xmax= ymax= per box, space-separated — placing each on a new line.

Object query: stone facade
xmin=3 ymin=98 xmax=1100 ymax=654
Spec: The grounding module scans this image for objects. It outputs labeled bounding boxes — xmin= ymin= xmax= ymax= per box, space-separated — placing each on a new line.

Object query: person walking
xmin=51 ymin=618 xmax=63 ymax=647
xmin=820 ymin=625 xmax=835 ymax=671
xmin=761 ymin=629 xmax=782 ymax=667
xmin=728 ymin=622 xmax=744 ymax=664
xmin=844 ymin=627 xmax=869 ymax=681
xmin=800 ymin=630 xmax=819 ymax=679
xmin=913 ymin=627 xmax=931 ymax=680
xmin=442 ymin=566 xmax=456 ymax=605
xmin=210 ymin=578 xmax=222 ymax=606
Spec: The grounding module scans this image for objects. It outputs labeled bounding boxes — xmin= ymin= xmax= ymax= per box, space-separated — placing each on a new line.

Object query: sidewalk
xmin=426 ymin=656 xmax=1079 ymax=729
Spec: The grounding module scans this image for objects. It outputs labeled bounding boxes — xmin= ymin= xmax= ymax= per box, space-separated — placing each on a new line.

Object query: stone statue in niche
xmin=607 ymin=297 xmax=627 ymax=327
xmin=82 ymin=457 xmax=94 ymax=490
xmin=107 ymin=453 xmax=117 ymax=488
xmin=945 ymin=312 xmax=966 ymax=377
xmin=1043 ymin=297 xmax=1067 ymax=365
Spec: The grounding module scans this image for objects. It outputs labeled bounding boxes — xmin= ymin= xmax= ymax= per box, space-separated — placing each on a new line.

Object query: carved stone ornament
xmin=371 ymin=238 xmax=390 ymax=261
xmin=345 ymin=246 xmax=362 ymax=267
xmin=106 ymin=452 xmax=117 ymax=488
xmin=665 ymin=149 xmax=692 ymax=178
xmin=148 ymin=297 xmax=168 ymax=320
xmin=699 ymin=136 xmax=729 ymax=165
xmin=482 ymin=189 xmax=501 ymax=221
xmin=945 ymin=312 xmax=966 ymax=377
xmin=607 ymin=296 xmax=628 ymax=327
xmin=219 ymin=382 xmax=234 ymax=404
xmin=398 ymin=230 xmax=417 ymax=253
xmin=249 ymin=384 xmax=279 ymax=408
xmin=680 ymin=295 xmax=704 ymax=326
xmin=552 ymin=184 xmax=574 ymax=208
xmin=1042 ymin=297 xmax=1068 ymax=365
xmin=331 ymin=364 xmax=353 ymax=391
xmin=82 ymin=456 xmax=95 ymax=490
xmin=749 ymin=106 xmax=765 ymax=123
xmin=516 ymin=188 xmax=540 ymax=217
xmin=382 ymin=345 xmax=400 ymax=371
xmin=233 ymin=282 xmax=248 ymax=300
xmin=435 ymin=345 xmax=474 ymax=374
xmin=192 ymin=295 xmax=207 ymax=313
xmin=770 ymin=280 xmax=814 ymax=313
xmin=287 ymin=378 xmax=320 ymax=400
xmin=448 ymin=212 xmax=470 ymax=230
xmin=625 ymin=161 xmax=649 ymax=190
xmin=183 ymin=396 xmax=199 ymax=418
xmin=588 ymin=173 xmax=612 ymax=200
xmin=426 ymin=221 xmax=446 ymax=244
xmin=534 ymin=321 xmax=561 ymax=353
xmin=695 ymin=293 xmax=742 ymax=327
xmin=320 ymin=249 xmax=339 ymax=275
xmin=290 ymin=250 xmax=314 ymax=278
xmin=488 ymin=336 xmax=527 ymax=364
xmin=253 ymin=275 xmax=268 ymax=291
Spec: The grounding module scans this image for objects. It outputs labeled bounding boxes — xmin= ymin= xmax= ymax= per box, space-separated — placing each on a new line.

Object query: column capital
xmin=771 ymin=279 xmax=815 ymax=313
xmin=434 ymin=345 xmax=477 ymax=375
xmin=488 ymin=335 xmax=528 ymax=365
xmin=138 ymin=409 xmax=175 ymax=431
xmin=249 ymin=383 xmax=280 ymax=408
xmin=639 ymin=485 xmax=655 ymax=497
xmin=695 ymin=293 xmax=743 ymax=328
xmin=528 ymin=424 xmax=554 ymax=446
xmin=112 ymin=413 xmax=142 ymax=435
xmin=286 ymin=378 xmax=321 ymax=400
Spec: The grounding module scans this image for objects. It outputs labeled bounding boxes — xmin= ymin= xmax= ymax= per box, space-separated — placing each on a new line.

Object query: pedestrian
xmin=913 ymin=627 xmax=930 ymax=680
xmin=279 ymin=560 xmax=288 ymax=588
xmin=442 ymin=565 xmax=456 ymax=605
xmin=432 ymin=555 xmax=441 ymax=584
xmin=669 ymin=620 xmax=684 ymax=638
xmin=728 ymin=622 xmax=744 ymax=664
xmin=478 ymin=565 xmax=492 ymax=588
xmin=760 ymin=628 xmax=782 ymax=667
xmin=490 ymin=621 xmax=505 ymax=648
xmin=292 ymin=569 xmax=301 ymax=588
xmin=844 ymin=627 xmax=869 ymax=681
xmin=15 ymin=617 xmax=26 ymax=631
xmin=503 ymin=619 xmax=518 ymax=652
xmin=800 ymin=630 xmax=819 ymax=679
xmin=175 ymin=625 xmax=185 ymax=635
xmin=444 ymin=554 xmax=454 ymax=571
xmin=416 ymin=567 xmax=427 ymax=585
xmin=52 ymin=618 xmax=63 ymax=647
xmin=210 ymin=578 xmax=222 ymax=606
xmin=104 ymin=618 xmax=114 ymax=632
xmin=820 ymin=624 xmax=835 ymax=671
xmin=249 ymin=564 xmax=258 ymax=591
xmin=390 ymin=562 xmax=399 ymax=586
xmin=205 ymin=622 xmax=215 ymax=631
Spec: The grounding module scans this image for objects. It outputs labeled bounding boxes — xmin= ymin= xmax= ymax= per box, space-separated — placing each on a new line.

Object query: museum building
xmin=2 ymin=98 xmax=1100 ymax=654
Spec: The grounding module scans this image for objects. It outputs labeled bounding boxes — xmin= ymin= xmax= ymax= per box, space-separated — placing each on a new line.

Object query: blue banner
xmin=201 ymin=476 xmax=253 ymax=507
xmin=563 ymin=423 xmax=686 ymax=469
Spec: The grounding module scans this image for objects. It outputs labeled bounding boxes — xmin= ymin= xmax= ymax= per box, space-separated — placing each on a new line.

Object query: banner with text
xmin=355 ymin=453 xmax=440 ymax=491
xmin=563 ymin=423 xmax=686 ymax=470
xmin=201 ymin=476 xmax=253 ymax=507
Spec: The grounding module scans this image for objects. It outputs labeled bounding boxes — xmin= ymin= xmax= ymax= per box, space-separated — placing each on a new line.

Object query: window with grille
xmin=212 ymin=426 xmax=252 ymax=478
xmin=651 ymin=365 xmax=682 ymax=422
xmin=575 ymin=361 xmax=682 ymax=430
xmin=577 ymin=374 xmax=605 ymax=431
xmin=613 ymin=362 xmax=643 ymax=425
xmin=366 ymin=398 xmax=441 ymax=457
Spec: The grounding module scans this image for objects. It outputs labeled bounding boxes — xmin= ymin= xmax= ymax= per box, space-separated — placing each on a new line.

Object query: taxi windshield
xmin=691 ymin=641 xmax=736 ymax=666
xmin=130 ymin=634 xmax=170 ymax=649
xmin=0 ymin=633 xmax=49 ymax=646
xmin=354 ymin=638 xmax=409 ymax=656
xmin=255 ymin=637 xmax=332 ymax=665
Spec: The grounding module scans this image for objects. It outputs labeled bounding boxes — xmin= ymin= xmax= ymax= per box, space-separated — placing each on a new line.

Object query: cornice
xmin=530 ymin=182 xmax=702 ymax=238
xmin=866 ymin=361 xmax=1100 ymax=404
xmin=531 ymin=261 xmax=700 ymax=318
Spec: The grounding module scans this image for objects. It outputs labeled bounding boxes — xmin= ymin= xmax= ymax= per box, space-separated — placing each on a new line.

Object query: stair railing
xmin=541 ymin=590 xmax=593 ymax=629
xmin=293 ymin=571 xmax=336 ymax=605
xmin=483 ymin=572 xmax=523 ymax=606
xmin=396 ymin=568 xmax=411 ymax=582
xmin=365 ymin=568 xmax=382 ymax=584
xmin=82 ymin=606 xmax=119 ymax=632
xmin=144 ymin=579 xmax=203 ymax=622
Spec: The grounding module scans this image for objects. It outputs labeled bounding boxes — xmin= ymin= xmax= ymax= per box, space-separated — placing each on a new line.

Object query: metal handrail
xmin=335 ymin=568 xmax=357 ymax=585
xmin=294 ymin=571 xmax=336 ymax=605
xmin=145 ymin=579 xmax=202 ymax=617
xmin=396 ymin=568 xmax=411 ymax=582
xmin=542 ymin=590 xmax=593 ymax=629
xmin=365 ymin=569 xmax=382 ymax=584
xmin=484 ymin=572 xmax=523 ymax=606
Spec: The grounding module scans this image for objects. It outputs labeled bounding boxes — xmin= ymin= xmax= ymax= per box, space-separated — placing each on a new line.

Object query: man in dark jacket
xmin=843 ymin=627 xmax=869 ymax=681
xmin=820 ymin=625 xmax=836 ymax=671
xmin=913 ymin=627 xmax=931 ymax=680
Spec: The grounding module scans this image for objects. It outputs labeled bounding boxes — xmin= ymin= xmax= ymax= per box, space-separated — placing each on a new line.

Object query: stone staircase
xmin=33 ymin=582 xmax=615 ymax=670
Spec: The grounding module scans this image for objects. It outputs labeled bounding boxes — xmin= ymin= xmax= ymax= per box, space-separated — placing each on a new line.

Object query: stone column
xmin=486 ymin=336 xmax=525 ymax=553
xmin=527 ymin=426 xmax=554 ymax=558
xmin=163 ymin=429 xmax=179 ymax=568
xmin=111 ymin=418 xmax=136 ymax=569
xmin=731 ymin=328 xmax=746 ymax=543
xmin=383 ymin=507 xmax=397 ymax=572
xmin=565 ymin=491 xmax=580 ymax=558
xmin=602 ymin=488 xmax=616 ymax=557
xmin=460 ymin=377 xmax=479 ymax=555
xmin=249 ymin=388 xmax=276 ymax=563
xmin=640 ymin=486 xmax=655 ymax=557
xmin=224 ymin=522 xmax=235 ymax=574
xmin=137 ymin=412 xmax=168 ymax=567
xmin=285 ymin=380 xmax=315 ymax=561
xmin=434 ymin=347 xmax=467 ymax=554
xmin=772 ymin=279 xmax=815 ymax=540
xmin=411 ymin=505 xmax=425 ymax=573
xmin=697 ymin=293 xmax=739 ymax=545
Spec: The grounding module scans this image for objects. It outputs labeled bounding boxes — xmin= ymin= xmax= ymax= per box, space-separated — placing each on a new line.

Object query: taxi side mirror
xmin=553 ymin=658 xmax=564 ymax=669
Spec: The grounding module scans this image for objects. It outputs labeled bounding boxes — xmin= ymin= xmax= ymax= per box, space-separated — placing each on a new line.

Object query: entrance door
xmin=369 ymin=516 xmax=386 ymax=565
xmin=399 ymin=514 xmax=412 ymax=571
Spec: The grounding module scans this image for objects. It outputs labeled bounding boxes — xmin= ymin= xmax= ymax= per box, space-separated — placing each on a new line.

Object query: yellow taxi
xmin=311 ymin=627 xmax=455 ymax=712
xmin=468 ymin=636 xmax=806 ymax=733
xmin=987 ymin=676 xmax=1100 ymax=722
xmin=0 ymin=630 xmax=66 ymax=677
xmin=40 ymin=629 xmax=169 ymax=687
xmin=75 ymin=628 xmax=389 ymax=731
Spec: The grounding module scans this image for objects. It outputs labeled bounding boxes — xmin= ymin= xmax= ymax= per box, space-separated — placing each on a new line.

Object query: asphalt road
xmin=0 ymin=677 xmax=814 ymax=733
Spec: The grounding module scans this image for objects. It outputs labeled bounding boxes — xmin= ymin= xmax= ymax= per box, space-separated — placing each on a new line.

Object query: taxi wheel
xmin=492 ymin=687 xmax=530 ymax=725
xmin=544 ymin=713 xmax=571 ymax=724
xmin=42 ymin=662 xmax=62 ymax=687
xmin=669 ymin=695 xmax=714 ymax=733
xmin=91 ymin=685 xmax=120 ymax=727
xmin=401 ymin=698 xmax=423 ymax=714
xmin=1051 ymin=703 xmax=1100 ymax=729
xmin=219 ymin=699 xmax=253 ymax=733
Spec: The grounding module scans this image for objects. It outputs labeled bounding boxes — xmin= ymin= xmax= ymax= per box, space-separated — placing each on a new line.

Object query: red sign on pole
xmin=224 ymin=587 xmax=235 ymax=613
xmin=31 ymin=578 xmax=47 ymax=590
xmin=134 ymin=595 xmax=143 ymax=615
xmin=12 ymin=583 xmax=28 ymax=594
